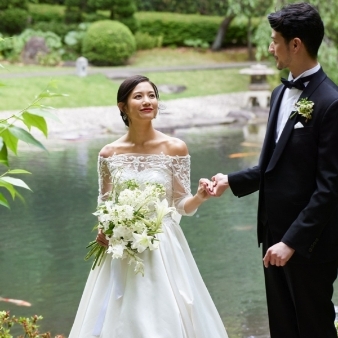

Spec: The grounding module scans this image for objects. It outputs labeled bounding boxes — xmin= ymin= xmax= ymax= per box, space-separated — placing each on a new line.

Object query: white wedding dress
xmin=69 ymin=153 xmax=228 ymax=338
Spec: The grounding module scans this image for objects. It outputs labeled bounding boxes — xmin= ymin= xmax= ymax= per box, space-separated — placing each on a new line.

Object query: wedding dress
xmin=69 ymin=153 xmax=228 ymax=338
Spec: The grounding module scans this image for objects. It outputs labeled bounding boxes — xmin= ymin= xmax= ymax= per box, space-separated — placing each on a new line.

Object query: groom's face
xmin=269 ymin=30 xmax=292 ymax=71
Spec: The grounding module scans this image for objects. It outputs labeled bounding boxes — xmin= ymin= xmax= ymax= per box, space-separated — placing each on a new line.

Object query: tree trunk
xmin=247 ymin=16 xmax=254 ymax=60
xmin=211 ymin=15 xmax=236 ymax=51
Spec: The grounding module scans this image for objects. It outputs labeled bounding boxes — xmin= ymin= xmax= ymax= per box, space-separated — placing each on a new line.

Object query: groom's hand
xmin=263 ymin=242 xmax=295 ymax=268
xmin=208 ymin=173 xmax=229 ymax=197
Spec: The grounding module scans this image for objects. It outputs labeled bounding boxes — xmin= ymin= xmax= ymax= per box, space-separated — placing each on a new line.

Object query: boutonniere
xmin=289 ymin=98 xmax=314 ymax=122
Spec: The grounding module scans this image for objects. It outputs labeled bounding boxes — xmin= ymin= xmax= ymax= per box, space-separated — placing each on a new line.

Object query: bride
xmin=68 ymin=75 xmax=228 ymax=338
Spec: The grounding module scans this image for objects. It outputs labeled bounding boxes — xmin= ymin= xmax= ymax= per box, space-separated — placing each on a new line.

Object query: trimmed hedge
xmin=0 ymin=8 xmax=29 ymax=35
xmin=135 ymin=12 xmax=258 ymax=47
xmin=82 ymin=20 xmax=136 ymax=66
xmin=29 ymin=3 xmax=65 ymax=23
xmin=28 ymin=4 xmax=259 ymax=48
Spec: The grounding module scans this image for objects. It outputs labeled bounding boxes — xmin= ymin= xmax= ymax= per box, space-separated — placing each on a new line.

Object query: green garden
xmin=2 ymin=0 xmax=338 ymax=337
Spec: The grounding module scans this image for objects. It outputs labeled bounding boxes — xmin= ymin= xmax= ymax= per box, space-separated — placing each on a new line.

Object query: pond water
xmin=1 ymin=124 xmax=338 ymax=337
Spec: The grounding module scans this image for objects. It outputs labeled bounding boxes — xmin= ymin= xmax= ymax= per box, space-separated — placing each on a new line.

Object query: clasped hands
xmin=199 ymin=173 xmax=230 ymax=198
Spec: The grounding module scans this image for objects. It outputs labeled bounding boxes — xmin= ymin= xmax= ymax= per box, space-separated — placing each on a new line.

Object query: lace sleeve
xmin=97 ymin=156 xmax=113 ymax=205
xmin=172 ymin=155 xmax=196 ymax=216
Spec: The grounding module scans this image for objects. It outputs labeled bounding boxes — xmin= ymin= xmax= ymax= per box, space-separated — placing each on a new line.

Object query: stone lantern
xmin=239 ymin=64 xmax=276 ymax=108
xmin=76 ymin=56 xmax=88 ymax=77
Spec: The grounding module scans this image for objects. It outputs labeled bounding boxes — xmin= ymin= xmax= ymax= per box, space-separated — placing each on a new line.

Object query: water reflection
xmin=1 ymin=124 xmax=337 ymax=337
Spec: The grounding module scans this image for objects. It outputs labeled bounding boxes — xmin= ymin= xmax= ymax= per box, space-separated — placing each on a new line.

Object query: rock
xmin=21 ymin=37 xmax=49 ymax=64
xmin=157 ymin=84 xmax=187 ymax=94
xmin=106 ymin=72 xmax=135 ymax=80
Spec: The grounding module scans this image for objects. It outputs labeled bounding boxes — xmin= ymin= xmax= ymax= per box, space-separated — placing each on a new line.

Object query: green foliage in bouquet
xmin=86 ymin=175 xmax=174 ymax=276
xmin=82 ymin=20 xmax=136 ymax=66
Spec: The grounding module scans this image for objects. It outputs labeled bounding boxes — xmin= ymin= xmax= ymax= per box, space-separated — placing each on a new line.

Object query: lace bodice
xmin=97 ymin=153 xmax=195 ymax=216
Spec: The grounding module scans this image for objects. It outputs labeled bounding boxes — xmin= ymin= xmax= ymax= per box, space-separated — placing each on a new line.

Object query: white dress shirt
xmin=275 ymin=64 xmax=321 ymax=142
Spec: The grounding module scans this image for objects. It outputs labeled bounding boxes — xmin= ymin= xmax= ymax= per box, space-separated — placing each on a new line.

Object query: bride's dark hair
xmin=117 ymin=75 xmax=160 ymax=127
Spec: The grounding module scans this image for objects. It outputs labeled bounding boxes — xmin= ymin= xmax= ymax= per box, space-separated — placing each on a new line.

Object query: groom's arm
xmin=228 ymin=165 xmax=261 ymax=198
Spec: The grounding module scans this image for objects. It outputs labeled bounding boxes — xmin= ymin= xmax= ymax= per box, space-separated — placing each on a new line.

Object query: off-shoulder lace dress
xmin=69 ymin=153 xmax=228 ymax=338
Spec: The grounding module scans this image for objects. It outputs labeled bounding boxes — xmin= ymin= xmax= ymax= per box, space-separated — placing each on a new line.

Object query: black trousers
xmin=263 ymin=227 xmax=338 ymax=338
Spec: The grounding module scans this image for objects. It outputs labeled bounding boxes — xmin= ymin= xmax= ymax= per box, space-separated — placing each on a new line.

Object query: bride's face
xmin=123 ymin=82 xmax=158 ymax=124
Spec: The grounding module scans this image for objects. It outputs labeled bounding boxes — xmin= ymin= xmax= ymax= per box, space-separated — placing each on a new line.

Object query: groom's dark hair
xmin=268 ymin=2 xmax=324 ymax=59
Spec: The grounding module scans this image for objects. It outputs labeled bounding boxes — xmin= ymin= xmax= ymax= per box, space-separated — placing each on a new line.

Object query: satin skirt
xmin=68 ymin=218 xmax=228 ymax=338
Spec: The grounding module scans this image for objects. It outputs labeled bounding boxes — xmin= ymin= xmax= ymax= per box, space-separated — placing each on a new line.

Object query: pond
xmin=1 ymin=123 xmax=337 ymax=337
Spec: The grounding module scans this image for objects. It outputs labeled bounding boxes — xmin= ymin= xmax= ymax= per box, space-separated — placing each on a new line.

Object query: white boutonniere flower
xmin=290 ymin=98 xmax=314 ymax=122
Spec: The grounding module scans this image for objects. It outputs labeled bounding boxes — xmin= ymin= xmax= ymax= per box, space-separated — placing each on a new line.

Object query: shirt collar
xmin=288 ymin=63 xmax=321 ymax=81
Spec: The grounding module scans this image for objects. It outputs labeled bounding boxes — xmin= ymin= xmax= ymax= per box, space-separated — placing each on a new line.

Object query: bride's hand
xmin=96 ymin=229 xmax=108 ymax=247
xmin=196 ymin=178 xmax=214 ymax=201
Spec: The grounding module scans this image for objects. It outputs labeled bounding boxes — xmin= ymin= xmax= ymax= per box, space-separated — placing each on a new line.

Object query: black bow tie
xmin=281 ymin=74 xmax=315 ymax=90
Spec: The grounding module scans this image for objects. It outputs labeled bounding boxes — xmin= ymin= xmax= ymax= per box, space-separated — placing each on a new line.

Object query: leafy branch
xmin=0 ymin=310 xmax=65 ymax=338
xmin=0 ymin=55 xmax=68 ymax=208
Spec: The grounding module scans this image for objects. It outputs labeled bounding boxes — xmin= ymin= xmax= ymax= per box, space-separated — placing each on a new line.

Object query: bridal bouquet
xmin=85 ymin=176 xmax=175 ymax=276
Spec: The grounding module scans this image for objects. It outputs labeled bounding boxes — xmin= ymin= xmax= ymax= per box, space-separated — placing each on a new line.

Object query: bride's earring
xmin=122 ymin=112 xmax=128 ymax=121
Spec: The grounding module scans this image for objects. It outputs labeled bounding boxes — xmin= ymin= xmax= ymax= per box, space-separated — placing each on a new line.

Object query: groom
xmin=209 ymin=3 xmax=338 ymax=337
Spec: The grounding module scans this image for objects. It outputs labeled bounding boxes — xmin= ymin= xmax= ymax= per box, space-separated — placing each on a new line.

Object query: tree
xmin=0 ymin=0 xmax=30 ymax=35
xmin=64 ymin=0 xmax=85 ymax=23
xmin=87 ymin=0 xmax=138 ymax=33
xmin=211 ymin=0 xmax=272 ymax=55
xmin=253 ymin=0 xmax=338 ymax=83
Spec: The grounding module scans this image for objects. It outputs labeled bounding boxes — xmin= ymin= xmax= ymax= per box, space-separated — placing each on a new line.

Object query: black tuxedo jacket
xmin=228 ymin=68 xmax=338 ymax=262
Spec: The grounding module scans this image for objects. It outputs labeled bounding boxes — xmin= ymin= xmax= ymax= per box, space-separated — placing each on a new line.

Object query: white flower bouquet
xmin=85 ymin=177 xmax=175 ymax=276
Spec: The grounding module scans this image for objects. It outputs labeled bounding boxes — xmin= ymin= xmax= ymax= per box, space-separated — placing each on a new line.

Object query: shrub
xmin=118 ymin=16 xmax=138 ymax=34
xmin=64 ymin=8 xmax=82 ymax=23
xmin=135 ymin=32 xmax=162 ymax=50
xmin=0 ymin=8 xmax=29 ymax=35
xmin=31 ymin=21 xmax=78 ymax=41
xmin=37 ymin=50 xmax=62 ymax=66
xmin=184 ymin=38 xmax=209 ymax=49
xmin=135 ymin=12 xmax=257 ymax=47
xmin=113 ymin=0 xmax=138 ymax=33
xmin=19 ymin=29 xmax=63 ymax=50
xmin=82 ymin=12 xmax=108 ymax=22
xmin=29 ymin=3 xmax=65 ymax=23
xmin=62 ymin=22 xmax=90 ymax=59
xmin=0 ymin=29 xmax=62 ymax=64
xmin=0 ymin=0 xmax=9 ymax=10
xmin=82 ymin=20 xmax=136 ymax=66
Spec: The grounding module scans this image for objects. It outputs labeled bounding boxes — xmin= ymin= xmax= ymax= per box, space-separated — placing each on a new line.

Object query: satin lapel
xmin=259 ymin=85 xmax=285 ymax=169
xmin=266 ymin=68 xmax=326 ymax=173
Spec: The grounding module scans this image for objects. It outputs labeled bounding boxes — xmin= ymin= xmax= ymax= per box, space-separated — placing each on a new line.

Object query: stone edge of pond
xmin=0 ymin=92 xmax=269 ymax=142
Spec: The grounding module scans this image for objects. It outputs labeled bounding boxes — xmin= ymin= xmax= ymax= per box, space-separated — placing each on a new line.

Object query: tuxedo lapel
xmin=259 ymin=85 xmax=285 ymax=169
xmin=266 ymin=68 xmax=326 ymax=173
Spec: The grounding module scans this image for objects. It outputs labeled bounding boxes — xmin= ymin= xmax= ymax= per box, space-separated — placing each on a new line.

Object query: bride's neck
xmin=126 ymin=123 xmax=157 ymax=146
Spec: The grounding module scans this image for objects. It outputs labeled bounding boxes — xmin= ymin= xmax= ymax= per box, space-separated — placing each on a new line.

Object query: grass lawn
xmin=0 ymin=68 xmax=250 ymax=110
xmin=1 ymin=47 xmax=250 ymax=73
xmin=0 ymin=48 xmax=264 ymax=110
xmin=129 ymin=47 xmax=250 ymax=67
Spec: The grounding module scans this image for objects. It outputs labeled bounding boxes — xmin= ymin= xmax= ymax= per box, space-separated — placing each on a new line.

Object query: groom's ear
xmin=291 ymin=38 xmax=302 ymax=53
